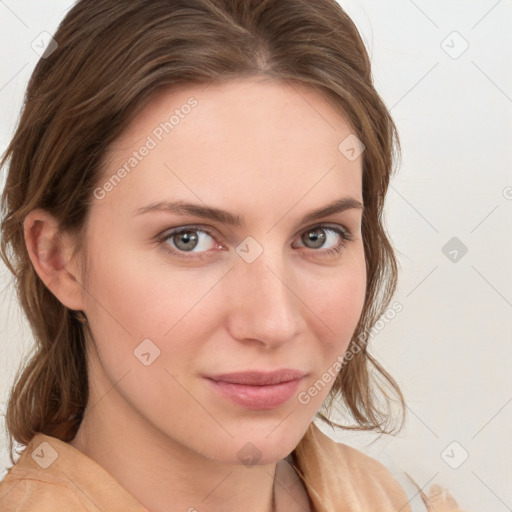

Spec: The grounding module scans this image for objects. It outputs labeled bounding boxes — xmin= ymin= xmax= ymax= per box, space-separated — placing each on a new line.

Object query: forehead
xmin=116 ymin=76 xmax=350 ymax=140
xmin=97 ymin=77 xmax=363 ymax=218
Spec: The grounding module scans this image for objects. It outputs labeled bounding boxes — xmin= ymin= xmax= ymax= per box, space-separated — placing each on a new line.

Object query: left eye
xmin=294 ymin=226 xmax=350 ymax=252
xmin=157 ymin=224 xmax=353 ymax=259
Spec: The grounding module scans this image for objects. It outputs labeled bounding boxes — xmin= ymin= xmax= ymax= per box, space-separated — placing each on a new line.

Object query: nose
xmin=225 ymin=247 xmax=302 ymax=349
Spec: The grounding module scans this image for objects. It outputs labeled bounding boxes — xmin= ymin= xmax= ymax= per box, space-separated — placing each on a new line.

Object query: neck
xmin=69 ymin=375 xmax=278 ymax=512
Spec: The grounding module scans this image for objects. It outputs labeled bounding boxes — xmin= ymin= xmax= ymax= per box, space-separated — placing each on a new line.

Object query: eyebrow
xmin=132 ymin=197 xmax=364 ymax=228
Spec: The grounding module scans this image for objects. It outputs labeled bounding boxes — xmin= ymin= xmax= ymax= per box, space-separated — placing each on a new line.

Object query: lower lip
xmin=204 ymin=377 xmax=302 ymax=410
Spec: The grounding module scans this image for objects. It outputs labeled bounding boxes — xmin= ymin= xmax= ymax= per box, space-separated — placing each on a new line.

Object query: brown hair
xmin=1 ymin=0 xmax=405 ymax=467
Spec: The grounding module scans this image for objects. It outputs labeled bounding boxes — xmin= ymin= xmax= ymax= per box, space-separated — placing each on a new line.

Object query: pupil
xmin=306 ymin=229 xmax=325 ymax=248
xmin=175 ymin=230 xmax=198 ymax=251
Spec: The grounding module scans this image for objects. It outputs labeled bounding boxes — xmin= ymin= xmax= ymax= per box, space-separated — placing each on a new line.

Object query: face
xmin=76 ymin=77 xmax=366 ymax=464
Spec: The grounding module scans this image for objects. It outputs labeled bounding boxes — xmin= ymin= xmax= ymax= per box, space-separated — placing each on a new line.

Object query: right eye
xmin=156 ymin=225 xmax=221 ymax=259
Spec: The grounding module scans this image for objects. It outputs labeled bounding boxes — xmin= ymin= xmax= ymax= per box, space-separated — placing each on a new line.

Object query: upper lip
xmin=204 ymin=369 xmax=306 ymax=386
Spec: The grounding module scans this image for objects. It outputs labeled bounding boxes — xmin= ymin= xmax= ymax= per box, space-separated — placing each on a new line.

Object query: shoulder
xmin=0 ymin=433 xmax=148 ymax=512
xmin=294 ymin=422 xmax=415 ymax=511
xmin=0 ymin=469 xmax=86 ymax=511
xmin=331 ymin=437 xmax=467 ymax=512
xmin=294 ymin=423 xmax=466 ymax=512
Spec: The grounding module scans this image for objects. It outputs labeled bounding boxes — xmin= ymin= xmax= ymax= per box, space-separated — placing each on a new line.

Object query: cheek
xmin=306 ymin=250 xmax=367 ymax=348
xmin=80 ymin=229 xmax=160 ymax=346
xmin=82 ymin=236 xmax=224 ymax=356
xmin=293 ymin=253 xmax=366 ymax=410
xmin=304 ymin=270 xmax=366 ymax=405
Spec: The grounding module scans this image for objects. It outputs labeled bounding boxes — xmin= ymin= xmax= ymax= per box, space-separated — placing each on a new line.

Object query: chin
xmin=211 ymin=427 xmax=302 ymax=466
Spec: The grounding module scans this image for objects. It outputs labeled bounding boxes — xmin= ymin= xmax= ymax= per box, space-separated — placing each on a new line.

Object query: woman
xmin=0 ymin=0 xmax=465 ymax=510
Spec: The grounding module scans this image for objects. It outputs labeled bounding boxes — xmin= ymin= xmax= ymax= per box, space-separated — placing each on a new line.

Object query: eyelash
xmin=156 ymin=224 xmax=355 ymax=261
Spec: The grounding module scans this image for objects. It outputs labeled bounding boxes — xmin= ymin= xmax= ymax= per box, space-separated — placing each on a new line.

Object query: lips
xmin=204 ymin=369 xmax=307 ymax=386
xmin=204 ymin=370 xmax=306 ymax=410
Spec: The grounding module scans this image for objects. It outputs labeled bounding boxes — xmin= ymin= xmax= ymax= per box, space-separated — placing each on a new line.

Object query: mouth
xmin=203 ymin=369 xmax=307 ymax=386
xmin=203 ymin=369 xmax=306 ymax=410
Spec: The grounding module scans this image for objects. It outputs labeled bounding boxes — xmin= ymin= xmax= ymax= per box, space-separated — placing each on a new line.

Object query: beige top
xmin=0 ymin=422 xmax=465 ymax=511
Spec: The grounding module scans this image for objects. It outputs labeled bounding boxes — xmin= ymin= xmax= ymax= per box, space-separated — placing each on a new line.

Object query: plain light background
xmin=0 ymin=1 xmax=511 ymax=510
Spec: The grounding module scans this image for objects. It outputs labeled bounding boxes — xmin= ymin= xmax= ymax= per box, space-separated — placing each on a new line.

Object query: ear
xmin=23 ymin=208 xmax=86 ymax=311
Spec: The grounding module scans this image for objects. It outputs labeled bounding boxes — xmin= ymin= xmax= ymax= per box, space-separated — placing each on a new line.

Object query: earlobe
xmin=23 ymin=208 xmax=85 ymax=311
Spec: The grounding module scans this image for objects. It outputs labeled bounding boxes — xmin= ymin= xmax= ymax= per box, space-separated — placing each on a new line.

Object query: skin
xmin=24 ymin=76 xmax=366 ymax=512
